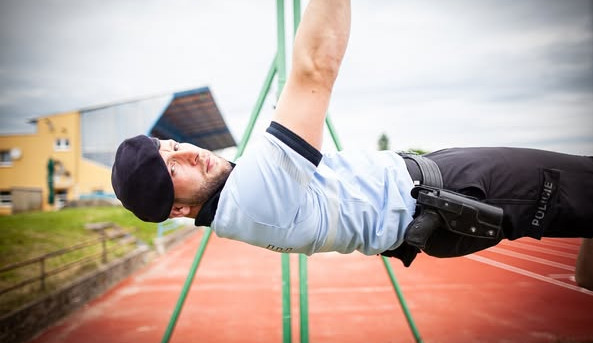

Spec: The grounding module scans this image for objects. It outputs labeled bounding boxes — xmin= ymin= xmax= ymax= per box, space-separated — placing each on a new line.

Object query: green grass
xmin=0 ymin=206 xmax=157 ymax=265
xmin=0 ymin=206 xmax=159 ymax=312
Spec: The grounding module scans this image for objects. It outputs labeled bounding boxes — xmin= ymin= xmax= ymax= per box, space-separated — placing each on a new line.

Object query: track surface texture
xmin=30 ymin=231 xmax=593 ymax=343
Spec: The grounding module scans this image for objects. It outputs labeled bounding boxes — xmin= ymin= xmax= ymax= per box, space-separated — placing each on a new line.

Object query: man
xmin=111 ymin=0 xmax=593 ymax=289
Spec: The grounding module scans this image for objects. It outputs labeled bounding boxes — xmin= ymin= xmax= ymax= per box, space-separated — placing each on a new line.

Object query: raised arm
xmin=272 ymin=0 xmax=351 ymax=150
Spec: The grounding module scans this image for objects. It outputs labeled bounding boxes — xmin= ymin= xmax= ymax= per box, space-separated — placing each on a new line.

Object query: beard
xmin=183 ymin=160 xmax=233 ymax=206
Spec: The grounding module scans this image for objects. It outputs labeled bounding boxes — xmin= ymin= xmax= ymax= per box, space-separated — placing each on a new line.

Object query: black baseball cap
xmin=111 ymin=135 xmax=174 ymax=222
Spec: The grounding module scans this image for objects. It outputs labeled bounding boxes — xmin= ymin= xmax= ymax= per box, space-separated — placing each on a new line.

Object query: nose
xmin=171 ymin=148 xmax=198 ymax=165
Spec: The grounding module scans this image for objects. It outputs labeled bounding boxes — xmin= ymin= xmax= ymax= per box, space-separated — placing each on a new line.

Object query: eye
xmin=173 ymin=142 xmax=180 ymax=151
xmin=170 ymin=162 xmax=176 ymax=175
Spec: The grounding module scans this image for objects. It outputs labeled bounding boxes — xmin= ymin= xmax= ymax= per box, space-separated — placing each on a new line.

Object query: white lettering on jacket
xmin=531 ymin=181 xmax=554 ymax=227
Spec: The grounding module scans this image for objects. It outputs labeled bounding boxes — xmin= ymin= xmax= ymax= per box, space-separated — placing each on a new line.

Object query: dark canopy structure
xmin=150 ymin=88 xmax=236 ymax=151
xmin=80 ymin=86 xmax=235 ymax=168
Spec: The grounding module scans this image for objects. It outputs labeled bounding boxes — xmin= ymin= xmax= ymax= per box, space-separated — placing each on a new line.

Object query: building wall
xmin=0 ymin=111 xmax=112 ymax=215
xmin=78 ymin=158 xmax=113 ymax=195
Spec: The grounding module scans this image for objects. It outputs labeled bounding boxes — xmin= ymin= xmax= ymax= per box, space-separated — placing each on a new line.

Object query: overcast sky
xmin=1 ymin=0 xmax=592 ymax=155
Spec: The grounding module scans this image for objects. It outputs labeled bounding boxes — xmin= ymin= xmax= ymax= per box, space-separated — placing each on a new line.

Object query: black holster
xmin=382 ymin=153 xmax=504 ymax=266
xmin=405 ymin=185 xmax=504 ymax=250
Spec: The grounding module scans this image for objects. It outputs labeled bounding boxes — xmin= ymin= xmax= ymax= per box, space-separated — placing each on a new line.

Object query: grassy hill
xmin=0 ymin=206 xmax=160 ymax=312
xmin=0 ymin=206 xmax=157 ymax=264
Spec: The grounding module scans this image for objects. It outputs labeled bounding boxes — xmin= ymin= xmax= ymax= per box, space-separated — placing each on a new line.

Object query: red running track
xmin=29 ymin=231 xmax=593 ymax=343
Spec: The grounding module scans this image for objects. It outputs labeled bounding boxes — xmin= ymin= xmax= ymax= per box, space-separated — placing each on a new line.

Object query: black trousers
xmin=383 ymin=147 xmax=593 ymax=264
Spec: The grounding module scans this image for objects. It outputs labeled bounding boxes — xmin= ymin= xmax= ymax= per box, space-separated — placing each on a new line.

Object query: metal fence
xmin=0 ymin=224 xmax=136 ymax=297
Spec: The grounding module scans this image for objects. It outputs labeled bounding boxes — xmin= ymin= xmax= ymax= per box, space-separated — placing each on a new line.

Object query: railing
xmin=0 ymin=222 xmax=136 ymax=297
xmin=157 ymin=218 xmax=188 ymax=238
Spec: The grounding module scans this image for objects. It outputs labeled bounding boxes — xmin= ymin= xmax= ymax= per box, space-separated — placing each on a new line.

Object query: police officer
xmin=111 ymin=0 xmax=593 ymax=290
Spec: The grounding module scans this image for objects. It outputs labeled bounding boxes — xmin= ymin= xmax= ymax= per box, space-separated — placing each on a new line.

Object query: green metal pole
xmin=290 ymin=2 xmax=310 ymax=343
xmin=324 ymin=86 xmax=422 ymax=343
xmin=275 ymin=1 xmax=292 ymax=342
xmin=293 ymin=0 xmax=301 ymax=35
xmin=236 ymin=56 xmax=278 ymax=159
xmin=276 ymin=0 xmax=287 ymax=96
xmin=381 ymin=256 xmax=423 ymax=343
xmin=160 ymin=30 xmax=280 ymax=343
xmin=298 ymin=254 xmax=309 ymax=343
xmin=160 ymin=228 xmax=213 ymax=343
xmin=282 ymin=254 xmax=292 ymax=343
xmin=325 ymin=115 xmax=343 ymax=151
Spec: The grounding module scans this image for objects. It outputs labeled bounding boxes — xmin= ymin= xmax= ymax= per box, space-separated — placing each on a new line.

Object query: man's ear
xmin=169 ymin=204 xmax=191 ymax=218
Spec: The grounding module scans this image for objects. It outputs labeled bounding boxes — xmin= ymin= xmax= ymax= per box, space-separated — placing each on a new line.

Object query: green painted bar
xmin=161 ymin=1 xmax=423 ymax=342
xmin=282 ymin=253 xmax=292 ymax=343
xmin=276 ymin=0 xmax=287 ymax=97
xmin=298 ymin=254 xmax=309 ymax=343
xmin=236 ymin=56 xmax=278 ymax=158
xmin=325 ymin=115 xmax=343 ymax=151
xmin=381 ymin=256 xmax=424 ymax=343
xmin=324 ymin=75 xmax=422 ymax=343
xmin=160 ymin=16 xmax=281 ymax=343
xmin=291 ymin=2 xmax=310 ymax=343
xmin=320 ymin=18 xmax=422 ymax=339
xmin=160 ymin=52 xmax=279 ymax=343
xmin=160 ymin=228 xmax=213 ymax=343
xmin=293 ymin=0 xmax=301 ymax=35
xmin=275 ymin=1 xmax=293 ymax=342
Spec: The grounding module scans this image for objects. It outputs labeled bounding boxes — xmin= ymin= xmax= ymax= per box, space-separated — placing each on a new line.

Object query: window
xmin=55 ymin=138 xmax=70 ymax=151
xmin=0 ymin=150 xmax=11 ymax=166
xmin=55 ymin=189 xmax=68 ymax=208
xmin=0 ymin=190 xmax=11 ymax=206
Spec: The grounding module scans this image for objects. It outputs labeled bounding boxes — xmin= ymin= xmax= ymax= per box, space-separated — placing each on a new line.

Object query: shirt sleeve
xmin=266 ymin=121 xmax=322 ymax=166
xmin=211 ymin=123 xmax=321 ymax=253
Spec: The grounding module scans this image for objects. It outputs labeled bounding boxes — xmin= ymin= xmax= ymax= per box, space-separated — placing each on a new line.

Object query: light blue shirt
xmin=212 ymin=130 xmax=416 ymax=256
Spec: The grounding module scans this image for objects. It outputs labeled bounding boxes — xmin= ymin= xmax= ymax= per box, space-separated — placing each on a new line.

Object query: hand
xmin=575 ymin=238 xmax=593 ymax=291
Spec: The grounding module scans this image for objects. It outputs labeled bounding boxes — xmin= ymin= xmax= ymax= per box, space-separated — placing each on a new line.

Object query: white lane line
xmin=502 ymin=241 xmax=577 ymax=258
xmin=524 ymin=239 xmax=581 ymax=249
xmin=487 ymin=247 xmax=575 ymax=271
xmin=547 ymin=273 xmax=575 ymax=280
xmin=465 ymin=254 xmax=593 ymax=296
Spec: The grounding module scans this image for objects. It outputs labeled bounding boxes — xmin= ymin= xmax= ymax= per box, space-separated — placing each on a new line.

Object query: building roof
xmin=79 ymin=87 xmax=236 ymax=167
xmin=150 ymin=88 xmax=235 ymax=151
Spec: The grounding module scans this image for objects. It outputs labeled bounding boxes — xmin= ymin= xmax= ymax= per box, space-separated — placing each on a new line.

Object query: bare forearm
xmin=273 ymin=0 xmax=351 ymax=150
xmin=575 ymin=238 xmax=593 ymax=291
xmin=292 ymin=0 xmax=351 ymax=90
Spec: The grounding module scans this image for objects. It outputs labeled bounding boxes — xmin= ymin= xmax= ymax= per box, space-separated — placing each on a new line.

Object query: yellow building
xmin=0 ymin=87 xmax=235 ymax=215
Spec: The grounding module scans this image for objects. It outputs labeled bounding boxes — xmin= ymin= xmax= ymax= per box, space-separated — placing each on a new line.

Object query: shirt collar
xmin=194 ymin=161 xmax=235 ymax=227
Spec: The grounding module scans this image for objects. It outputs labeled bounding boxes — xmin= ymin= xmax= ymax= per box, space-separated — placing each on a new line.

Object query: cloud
xmin=1 ymin=0 xmax=592 ymax=155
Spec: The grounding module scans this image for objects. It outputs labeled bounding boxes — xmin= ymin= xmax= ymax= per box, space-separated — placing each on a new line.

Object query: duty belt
xmin=398 ymin=152 xmax=443 ymax=188
xmin=397 ymin=152 xmax=504 ymax=254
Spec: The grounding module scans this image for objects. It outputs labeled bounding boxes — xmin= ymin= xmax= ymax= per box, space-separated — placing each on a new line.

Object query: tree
xmin=378 ymin=133 xmax=390 ymax=151
xmin=406 ymin=148 xmax=429 ymax=155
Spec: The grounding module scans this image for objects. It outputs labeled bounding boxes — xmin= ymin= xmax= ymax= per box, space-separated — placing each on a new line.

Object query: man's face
xmin=158 ymin=139 xmax=232 ymax=214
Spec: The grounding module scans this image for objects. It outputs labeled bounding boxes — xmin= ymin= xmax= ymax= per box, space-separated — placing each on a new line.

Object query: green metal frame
xmin=160 ymin=1 xmax=423 ymax=342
